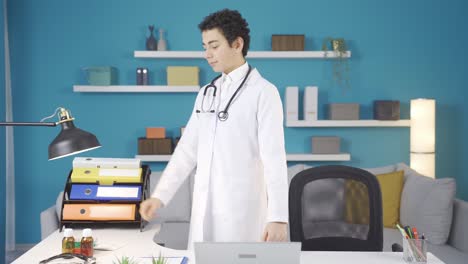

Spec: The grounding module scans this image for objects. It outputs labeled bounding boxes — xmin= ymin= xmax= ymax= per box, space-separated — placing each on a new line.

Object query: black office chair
xmin=289 ymin=165 xmax=383 ymax=251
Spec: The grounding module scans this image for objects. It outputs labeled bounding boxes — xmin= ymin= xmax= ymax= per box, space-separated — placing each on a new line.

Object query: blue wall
xmin=1 ymin=0 xmax=6 ymax=261
xmin=7 ymin=0 xmax=468 ymax=243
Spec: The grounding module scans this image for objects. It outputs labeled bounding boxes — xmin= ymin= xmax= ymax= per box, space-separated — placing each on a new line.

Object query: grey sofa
xmin=41 ymin=163 xmax=468 ymax=263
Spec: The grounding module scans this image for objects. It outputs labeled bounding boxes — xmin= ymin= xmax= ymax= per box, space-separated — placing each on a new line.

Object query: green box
xmin=83 ymin=66 xmax=118 ymax=85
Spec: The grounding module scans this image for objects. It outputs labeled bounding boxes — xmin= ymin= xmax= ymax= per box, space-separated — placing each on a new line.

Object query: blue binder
xmin=70 ymin=184 xmax=142 ymax=201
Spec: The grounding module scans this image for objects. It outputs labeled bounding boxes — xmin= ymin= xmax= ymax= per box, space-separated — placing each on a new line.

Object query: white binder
xmin=285 ymin=86 xmax=299 ymax=124
xmin=73 ymin=157 xmax=141 ymax=169
xmin=304 ymin=86 xmax=318 ymax=121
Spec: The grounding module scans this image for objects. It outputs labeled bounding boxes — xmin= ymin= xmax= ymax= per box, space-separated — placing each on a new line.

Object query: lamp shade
xmin=48 ymin=119 xmax=101 ymax=160
xmin=410 ymin=98 xmax=436 ymax=178
xmin=1 ymin=107 xmax=100 ymax=160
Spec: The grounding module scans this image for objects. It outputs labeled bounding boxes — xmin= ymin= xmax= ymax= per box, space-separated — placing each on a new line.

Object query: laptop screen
xmin=194 ymin=242 xmax=301 ymax=264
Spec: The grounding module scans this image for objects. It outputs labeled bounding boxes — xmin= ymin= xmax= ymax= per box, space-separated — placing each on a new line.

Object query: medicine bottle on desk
xmin=62 ymin=228 xmax=75 ymax=254
xmin=80 ymin=228 xmax=94 ymax=257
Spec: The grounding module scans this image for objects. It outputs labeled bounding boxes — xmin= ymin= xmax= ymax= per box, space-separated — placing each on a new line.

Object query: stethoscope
xmin=196 ymin=65 xmax=253 ymax=121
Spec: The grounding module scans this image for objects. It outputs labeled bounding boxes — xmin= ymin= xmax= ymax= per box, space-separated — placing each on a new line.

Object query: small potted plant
xmin=113 ymin=254 xmax=168 ymax=264
xmin=322 ymin=37 xmax=350 ymax=89
xmin=114 ymin=256 xmax=139 ymax=264
xmin=152 ymin=253 xmax=168 ymax=264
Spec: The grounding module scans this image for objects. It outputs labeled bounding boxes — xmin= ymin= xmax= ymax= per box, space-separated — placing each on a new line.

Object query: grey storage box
xmin=312 ymin=136 xmax=341 ymax=154
xmin=329 ymin=103 xmax=360 ymax=120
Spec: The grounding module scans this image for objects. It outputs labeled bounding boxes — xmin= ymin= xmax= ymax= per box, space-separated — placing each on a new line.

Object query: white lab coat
xmin=152 ymin=63 xmax=288 ymax=249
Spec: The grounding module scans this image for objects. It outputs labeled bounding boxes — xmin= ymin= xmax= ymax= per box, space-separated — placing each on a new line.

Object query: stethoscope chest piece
xmin=218 ymin=111 xmax=229 ymax=121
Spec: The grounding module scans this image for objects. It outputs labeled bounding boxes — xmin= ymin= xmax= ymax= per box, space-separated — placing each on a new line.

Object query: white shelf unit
xmin=135 ymin=155 xmax=172 ymax=162
xmin=134 ymin=50 xmax=351 ymax=59
xmin=73 ymin=85 xmax=199 ymax=93
xmin=130 ymin=50 xmax=354 ymax=163
xmin=286 ymin=153 xmax=351 ymax=161
xmin=135 ymin=154 xmax=350 ymax=162
xmin=286 ymin=120 xmax=411 ymax=127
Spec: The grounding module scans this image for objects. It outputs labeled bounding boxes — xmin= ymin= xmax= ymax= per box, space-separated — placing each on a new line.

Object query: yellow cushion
xmin=376 ymin=170 xmax=404 ymax=228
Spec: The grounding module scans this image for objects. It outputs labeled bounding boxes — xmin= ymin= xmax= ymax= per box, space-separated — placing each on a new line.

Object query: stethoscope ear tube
xmin=199 ymin=65 xmax=253 ymax=121
xmin=219 ymin=65 xmax=252 ymax=121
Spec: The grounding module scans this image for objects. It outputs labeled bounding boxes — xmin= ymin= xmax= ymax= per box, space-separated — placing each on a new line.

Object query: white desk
xmin=13 ymin=226 xmax=445 ymax=264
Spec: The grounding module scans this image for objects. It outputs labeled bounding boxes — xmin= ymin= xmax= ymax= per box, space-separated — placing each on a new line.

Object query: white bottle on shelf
xmin=304 ymin=86 xmax=318 ymax=121
xmin=285 ymin=86 xmax=299 ymax=124
xmin=157 ymin=28 xmax=167 ymax=51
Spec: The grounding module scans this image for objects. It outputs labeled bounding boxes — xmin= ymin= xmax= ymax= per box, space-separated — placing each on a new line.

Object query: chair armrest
xmin=40 ymin=205 xmax=59 ymax=240
xmin=448 ymin=199 xmax=468 ymax=253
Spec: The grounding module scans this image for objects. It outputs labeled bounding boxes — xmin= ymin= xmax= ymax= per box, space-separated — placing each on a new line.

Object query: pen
xmin=396 ymin=224 xmax=409 ymax=239
xmin=404 ymin=226 xmax=413 ymax=239
xmin=412 ymin=227 xmax=419 ymax=239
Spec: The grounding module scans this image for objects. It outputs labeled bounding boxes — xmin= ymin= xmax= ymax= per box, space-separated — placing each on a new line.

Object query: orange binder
xmin=62 ymin=204 xmax=136 ymax=221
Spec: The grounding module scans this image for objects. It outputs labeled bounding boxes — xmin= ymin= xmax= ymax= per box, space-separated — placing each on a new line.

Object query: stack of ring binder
xmin=59 ymin=157 xmax=151 ymax=231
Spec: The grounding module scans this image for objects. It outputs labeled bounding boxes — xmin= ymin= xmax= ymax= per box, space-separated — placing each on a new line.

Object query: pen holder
xmin=403 ymin=238 xmax=427 ymax=263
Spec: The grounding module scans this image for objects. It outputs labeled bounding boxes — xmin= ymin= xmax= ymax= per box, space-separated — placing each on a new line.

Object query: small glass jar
xmin=80 ymin=228 xmax=94 ymax=257
xmin=61 ymin=228 xmax=75 ymax=254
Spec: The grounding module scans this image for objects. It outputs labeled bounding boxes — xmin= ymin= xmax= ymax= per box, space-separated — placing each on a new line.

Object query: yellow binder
xmin=71 ymin=168 xmax=142 ymax=185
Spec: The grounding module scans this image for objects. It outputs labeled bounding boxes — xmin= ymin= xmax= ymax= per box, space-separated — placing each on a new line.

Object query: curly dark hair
xmin=198 ymin=9 xmax=250 ymax=57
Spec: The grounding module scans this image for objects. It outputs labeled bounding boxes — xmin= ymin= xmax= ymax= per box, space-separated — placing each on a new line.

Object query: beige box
xmin=167 ymin=66 xmax=199 ymax=86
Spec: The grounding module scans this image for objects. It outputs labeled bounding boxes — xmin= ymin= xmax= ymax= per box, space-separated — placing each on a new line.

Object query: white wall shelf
xmin=134 ymin=51 xmax=351 ymax=59
xmin=73 ymin=85 xmax=199 ymax=93
xmin=135 ymin=153 xmax=350 ymax=162
xmin=286 ymin=153 xmax=351 ymax=161
xmin=286 ymin=120 xmax=411 ymax=127
xmin=135 ymin=155 xmax=172 ymax=162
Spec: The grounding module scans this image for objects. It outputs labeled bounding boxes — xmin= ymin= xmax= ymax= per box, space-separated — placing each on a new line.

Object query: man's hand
xmin=139 ymin=197 xmax=163 ymax=221
xmin=262 ymin=222 xmax=288 ymax=242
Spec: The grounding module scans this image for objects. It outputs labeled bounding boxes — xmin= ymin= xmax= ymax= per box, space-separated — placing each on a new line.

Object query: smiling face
xmin=202 ymin=28 xmax=245 ymax=74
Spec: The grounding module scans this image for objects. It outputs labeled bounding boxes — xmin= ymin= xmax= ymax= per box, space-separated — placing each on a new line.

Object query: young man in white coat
xmin=140 ymin=9 xmax=289 ymax=248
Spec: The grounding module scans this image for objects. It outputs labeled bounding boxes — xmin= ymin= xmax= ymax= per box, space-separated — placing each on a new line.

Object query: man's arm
xmin=141 ymin=107 xmax=199 ymax=220
xmin=257 ymin=83 xmax=289 ymax=225
xmin=151 ymin=108 xmax=199 ymax=206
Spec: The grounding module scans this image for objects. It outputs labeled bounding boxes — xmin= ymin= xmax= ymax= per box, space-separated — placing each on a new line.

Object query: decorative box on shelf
xmin=329 ymin=103 xmax=360 ymax=120
xmin=373 ymin=100 xmax=400 ymax=120
xmin=312 ymin=136 xmax=341 ymax=154
xmin=83 ymin=66 xmax=118 ymax=86
xmin=271 ymin=35 xmax=305 ymax=51
xmin=167 ymin=66 xmax=199 ymax=86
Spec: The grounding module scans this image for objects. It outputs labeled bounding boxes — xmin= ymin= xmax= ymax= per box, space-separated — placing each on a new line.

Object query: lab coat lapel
xmin=189 ymin=78 xmax=221 ymax=244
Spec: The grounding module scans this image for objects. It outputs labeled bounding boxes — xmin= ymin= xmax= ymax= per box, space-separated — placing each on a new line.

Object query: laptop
xmin=194 ymin=242 xmax=301 ymax=264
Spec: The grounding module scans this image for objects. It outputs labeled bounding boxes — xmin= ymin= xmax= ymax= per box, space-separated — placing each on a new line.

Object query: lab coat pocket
xmin=197 ymin=111 xmax=217 ymax=134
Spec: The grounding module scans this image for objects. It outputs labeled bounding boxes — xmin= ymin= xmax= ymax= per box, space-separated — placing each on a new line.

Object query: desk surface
xmin=13 ymin=226 xmax=445 ymax=264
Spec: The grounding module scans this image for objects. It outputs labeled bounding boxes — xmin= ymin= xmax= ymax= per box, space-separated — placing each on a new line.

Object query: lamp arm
xmin=0 ymin=122 xmax=57 ymax=127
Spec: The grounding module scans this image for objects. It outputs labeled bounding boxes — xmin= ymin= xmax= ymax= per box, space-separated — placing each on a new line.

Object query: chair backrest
xmin=289 ymin=165 xmax=383 ymax=251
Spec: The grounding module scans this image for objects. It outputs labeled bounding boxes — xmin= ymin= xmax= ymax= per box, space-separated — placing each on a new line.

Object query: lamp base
xmin=410 ymin=153 xmax=435 ymax=178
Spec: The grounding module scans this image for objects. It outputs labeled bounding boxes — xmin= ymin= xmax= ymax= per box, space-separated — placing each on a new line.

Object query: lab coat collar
xmin=222 ymin=61 xmax=249 ymax=84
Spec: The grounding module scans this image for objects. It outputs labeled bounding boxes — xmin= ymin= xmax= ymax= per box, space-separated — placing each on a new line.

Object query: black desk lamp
xmin=0 ymin=107 xmax=101 ymax=160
